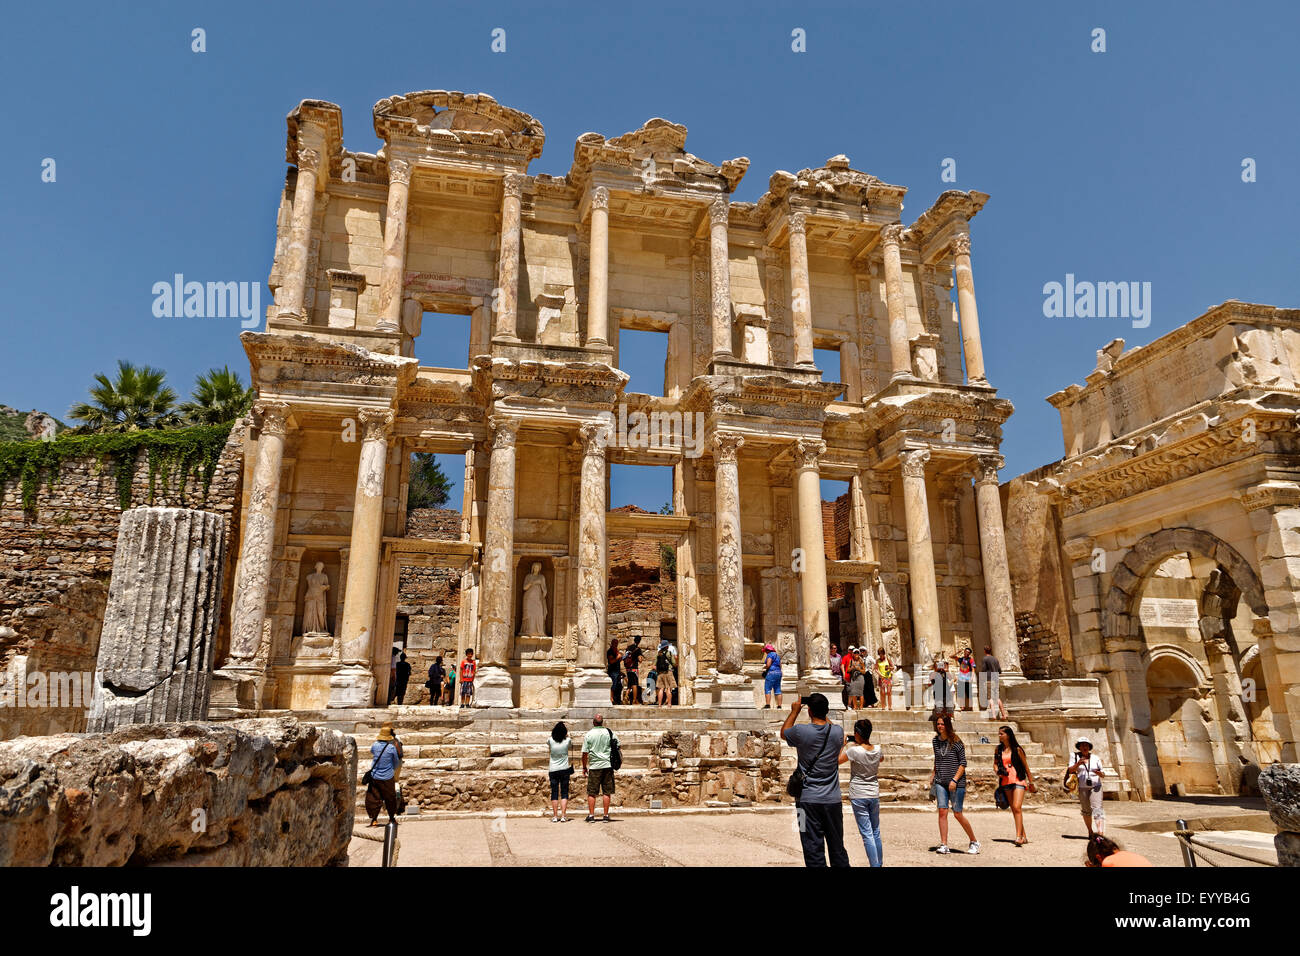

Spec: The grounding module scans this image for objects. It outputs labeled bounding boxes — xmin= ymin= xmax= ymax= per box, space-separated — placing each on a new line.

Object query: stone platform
xmin=213 ymin=704 xmax=1073 ymax=814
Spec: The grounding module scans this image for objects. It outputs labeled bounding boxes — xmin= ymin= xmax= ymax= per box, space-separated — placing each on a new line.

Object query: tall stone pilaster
xmin=709 ymin=198 xmax=733 ymax=360
xmin=278 ymin=148 xmax=322 ymax=323
xmin=951 ymin=233 xmax=987 ymax=384
xmin=972 ymin=454 xmax=1021 ymax=674
xmin=214 ymin=402 xmax=290 ymax=708
xmin=494 ymin=173 xmax=525 ymax=342
xmin=476 ymin=415 xmax=520 ymax=707
xmin=787 ymin=212 xmax=814 ymax=366
xmin=376 ymin=158 xmax=412 ymax=332
xmin=899 ymin=448 xmax=940 ymax=681
xmin=328 ymin=408 xmax=393 ymax=709
xmin=711 ymin=431 xmax=752 ymax=705
xmin=586 ymin=186 xmax=610 ymax=348
xmin=882 ymin=225 xmax=912 ymax=380
xmin=89 ymin=507 xmax=228 ymax=731
xmin=572 ymin=422 xmax=613 ymax=705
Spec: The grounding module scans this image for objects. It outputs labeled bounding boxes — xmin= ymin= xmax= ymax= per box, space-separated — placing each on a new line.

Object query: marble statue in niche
xmin=303 ymin=561 xmax=331 ymax=634
xmin=521 ymin=561 xmax=548 ymax=636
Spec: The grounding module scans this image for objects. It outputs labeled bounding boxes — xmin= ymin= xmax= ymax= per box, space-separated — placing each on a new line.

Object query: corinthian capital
xmin=898 ymin=447 xmax=931 ymax=479
xmin=297 ymin=147 xmax=322 ymax=173
xmin=711 ymin=431 xmax=745 ymax=463
xmin=972 ymin=453 xmax=1004 ymax=486
xmin=489 ymin=414 xmax=521 ymax=449
xmin=503 ymin=173 xmax=526 ymax=201
xmin=788 ymin=211 xmax=808 ymax=235
xmin=792 ymin=438 xmax=826 ymax=471
xmin=709 ymin=198 xmax=730 ymax=227
xmin=590 ymin=186 xmax=609 ymax=212
xmin=951 ymin=233 xmax=972 ymax=257
xmin=357 ymin=407 xmax=395 ymax=442
xmin=387 ymin=157 xmax=412 ymax=186
xmin=253 ymin=401 xmax=291 ymax=437
xmin=880 ymin=223 xmax=905 ymax=247
xmin=579 ymin=420 xmax=611 ymax=455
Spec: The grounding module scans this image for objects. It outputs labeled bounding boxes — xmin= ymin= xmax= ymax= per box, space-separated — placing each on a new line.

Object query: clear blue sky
xmin=3 ymin=1 xmax=1296 ymax=510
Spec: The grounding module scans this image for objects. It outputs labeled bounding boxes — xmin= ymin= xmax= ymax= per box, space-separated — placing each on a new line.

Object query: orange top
xmin=1101 ymin=850 xmax=1152 ymax=867
xmin=999 ymin=749 xmax=1024 ymax=786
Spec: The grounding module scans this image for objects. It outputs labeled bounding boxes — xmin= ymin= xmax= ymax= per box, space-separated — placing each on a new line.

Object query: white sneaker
xmin=968 ymin=841 xmax=981 ymax=855
xmin=936 ymin=844 xmax=951 ymax=854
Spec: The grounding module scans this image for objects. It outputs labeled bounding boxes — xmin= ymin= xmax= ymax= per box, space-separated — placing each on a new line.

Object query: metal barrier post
xmin=382 ymin=820 xmax=398 ymax=867
xmin=1176 ymin=818 xmax=1196 ymax=868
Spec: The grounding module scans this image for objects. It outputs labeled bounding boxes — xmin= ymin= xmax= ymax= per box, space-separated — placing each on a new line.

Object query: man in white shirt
xmin=1067 ymin=736 xmax=1106 ymax=835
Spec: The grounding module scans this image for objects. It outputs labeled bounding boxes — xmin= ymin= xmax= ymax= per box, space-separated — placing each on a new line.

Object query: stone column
xmin=709 ymin=198 xmax=733 ymax=360
xmin=787 ymin=212 xmax=814 ymax=366
xmin=89 ymin=507 xmax=228 ymax=731
xmin=475 ymin=415 xmax=520 ymax=707
xmin=278 ymin=148 xmax=322 ymax=323
xmin=882 ymin=225 xmax=912 ymax=381
xmin=572 ymin=422 xmax=613 ymax=705
xmin=792 ymin=439 xmax=841 ymax=709
xmin=1243 ymin=483 xmax=1300 ymax=760
xmin=216 ymin=401 xmax=290 ymax=707
xmin=899 ymin=448 xmax=940 ymax=684
xmin=494 ymin=173 xmax=525 ymax=342
xmin=711 ymin=431 xmax=753 ymax=705
xmin=328 ymin=408 xmax=393 ymax=708
xmin=951 ymin=233 xmax=987 ymax=384
xmin=972 ymin=454 xmax=1022 ymax=675
xmin=376 ymin=158 xmax=412 ymax=332
xmin=586 ymin=186 xmax=610 ymax=348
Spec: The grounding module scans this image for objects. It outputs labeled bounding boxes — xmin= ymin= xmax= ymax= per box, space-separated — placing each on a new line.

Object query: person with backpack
xmin=994 ymin=725 xmax=1036 ymax=846
xmin=761 ymin=642 xmax=783 ymax=708
xmin=364 ymin=721 xmax=403 ymax=827
xmin=581 ymin=713 xmax=619 ymax=822
xmin=654 ymin=639 xmax=676 ymax=706
xmin=780 ymin=694 xmax=850 ymax=867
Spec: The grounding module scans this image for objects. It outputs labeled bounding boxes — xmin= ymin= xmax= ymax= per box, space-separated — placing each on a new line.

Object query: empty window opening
xmin=406 ymin=452 xmax=465 ymax=540
xmin=413 ymin=311 xmax=472 ymax=370
xmin=618 ymin=328 xmax=670 ymax=397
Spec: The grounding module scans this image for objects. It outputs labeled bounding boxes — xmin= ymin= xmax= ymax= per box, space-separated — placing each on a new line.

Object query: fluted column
xmin=278 ymin=148 xmax=322 ymax=322
xmin=572 ymin=422 xmax=614 ymax=705
xmin=899 ymin=448 xmax=940 ymax=680
xmin=227 ymin=402 xmax=290 ymax=663
xmin=376 ymin=158 xmax=412 ymax=332
xmin=951 ymin=233 xmax=987 ymax=384
xmin=972 ymin=454 xmax=1021 ymax=674
xmin=494 ymin=173 xmax=525 ymax=342
xmin=882 ymin=224 xmax=912 ymax=380
xmin=328 ymin=408 xmax=393 ymax=708
xmin=586 ymin=186 xmax=610 ymax=347
xmin=793 ymin=440 xmax=830 ymax=671
xmin=787 ymin=212 xmax=814 ymax=366
xmin=712 ymin=432 xmax=746 ymax=675
xmin=709 ymin=198 xmax=733 ymax=360
xmin=472 ymin=415 xmax=520 ymax=707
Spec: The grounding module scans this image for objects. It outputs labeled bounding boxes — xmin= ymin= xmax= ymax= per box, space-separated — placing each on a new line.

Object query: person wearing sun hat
xmin=364 ymin=721 xmax=403 ymax=827
xmin=762 ymin=641 xmax=783 ymax=708
xmin=1066 ymin=735 xmax=1106 ymax=836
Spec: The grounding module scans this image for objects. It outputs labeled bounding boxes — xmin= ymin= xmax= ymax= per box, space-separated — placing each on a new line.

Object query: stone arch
xmin=1143 ymin=643 xmax=1211 ymax=691
xmin=1102 ymin=528 xmax=1267 ymax=642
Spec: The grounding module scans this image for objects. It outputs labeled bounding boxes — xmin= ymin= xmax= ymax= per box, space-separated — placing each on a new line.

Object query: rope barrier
xmin=1173 ymin=829 xmax=1276 ymax=867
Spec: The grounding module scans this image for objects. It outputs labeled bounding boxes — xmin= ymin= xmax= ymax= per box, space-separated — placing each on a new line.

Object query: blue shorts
xmin=764 ymin=671 xmax=782 ymax=693
xmin=934 ymin=783 xmax=966 ymax=812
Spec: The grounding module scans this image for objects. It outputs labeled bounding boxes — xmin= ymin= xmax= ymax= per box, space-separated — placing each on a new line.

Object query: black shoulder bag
xmin=607 ymin=728 xmax=623 ymax=771
xmin=786 ymin=723 xmax=834 ymax=799
xmin=362 ymin=742 xmax=391 ymax=786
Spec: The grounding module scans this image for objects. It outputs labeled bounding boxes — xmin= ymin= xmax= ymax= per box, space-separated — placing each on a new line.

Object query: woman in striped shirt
xmin=928 ymin=714 xmax=979 ymax=854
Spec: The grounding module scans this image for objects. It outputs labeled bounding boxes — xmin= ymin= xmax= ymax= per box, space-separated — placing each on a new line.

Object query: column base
xmin=327 ymin=665 xmax=375 ymax=709
xmin=798 ymin=671 xmax=846 ymax=711
xmin=711 ymin=672 xmax=755 ymax=708
xmin=472 ymin=665 xmax=515 ymax=708
xmin=570 ymin=668 xmax=613 ymax=707
xmin=210 ymin=663 xmax=266 ymax=710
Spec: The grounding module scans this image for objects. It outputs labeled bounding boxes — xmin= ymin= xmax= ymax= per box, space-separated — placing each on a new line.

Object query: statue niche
xmin=516 ymin=558 xmax=554 ymax=638
xmin=293 ymin=557 xmax=339 ymax=660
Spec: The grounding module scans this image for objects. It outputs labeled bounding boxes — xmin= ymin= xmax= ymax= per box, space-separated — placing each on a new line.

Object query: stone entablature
xmin=218 ymin=89 xmax=1022 ymax=713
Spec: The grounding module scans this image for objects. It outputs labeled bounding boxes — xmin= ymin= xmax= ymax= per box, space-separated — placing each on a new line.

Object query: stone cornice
xmin=242 ymin=331 xmax=417 ymax=389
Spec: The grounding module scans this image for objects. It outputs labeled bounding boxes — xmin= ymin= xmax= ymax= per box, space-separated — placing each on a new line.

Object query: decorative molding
xmin=950 ymin=233 xmax=971 ymax=257
xmin=792 ymin=438 xmax=826 ymax=470
xmin=898 ymin=447 xmax=930 ymax=479
xmin=387 ymin=157 xmax=412 ymax=186
xmin=253 ymin=401 xmax=291 ymax=437
xmin=357 ymin=407 xmax=394 ymax=442
xmin=711 ymin=431 xmax=745 ymax=463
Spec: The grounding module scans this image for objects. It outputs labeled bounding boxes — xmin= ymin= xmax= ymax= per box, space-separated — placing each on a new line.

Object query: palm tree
xmin=407 ymin=453 xmax=453 ymax=509
xmin=179 ymin=367 xmax=255 ymax=425
xmin=68 ymin=360 xmax=179 ymax=432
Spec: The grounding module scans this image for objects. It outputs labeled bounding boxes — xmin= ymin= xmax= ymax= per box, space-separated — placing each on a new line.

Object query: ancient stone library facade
xmin=212 ymin=90 xmax=1022 ymax=715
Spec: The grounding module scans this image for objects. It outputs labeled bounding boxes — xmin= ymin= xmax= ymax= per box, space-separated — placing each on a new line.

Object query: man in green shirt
xmin=581 ymin=714 xmax=616 ymax=822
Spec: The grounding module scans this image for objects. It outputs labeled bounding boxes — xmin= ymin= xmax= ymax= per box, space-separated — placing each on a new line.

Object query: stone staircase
xmin=281 ymin=705 xmax=1070 ymax=814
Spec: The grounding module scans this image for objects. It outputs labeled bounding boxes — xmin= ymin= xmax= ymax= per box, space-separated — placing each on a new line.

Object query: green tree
xmin=407 ymin=452 xmax=453 ymax=509
xmin=67 ymin=360 xmax=179 ymax=432
xmin=179 ymin=366 xmax=255 ymax=425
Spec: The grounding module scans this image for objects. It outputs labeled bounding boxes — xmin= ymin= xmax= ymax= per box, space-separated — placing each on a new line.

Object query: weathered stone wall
xmin=395 ymin=564 xmax=461 ymax=704
xmin=1002 ymin=472 xmax=1075 ymax=679
xmin=0 ymin=717 xmax=356 ymax=866
xmin=404 ymin=506 xmax=461 ymax=539
xmin=0 ymin=426 xmax=245 ymax=738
